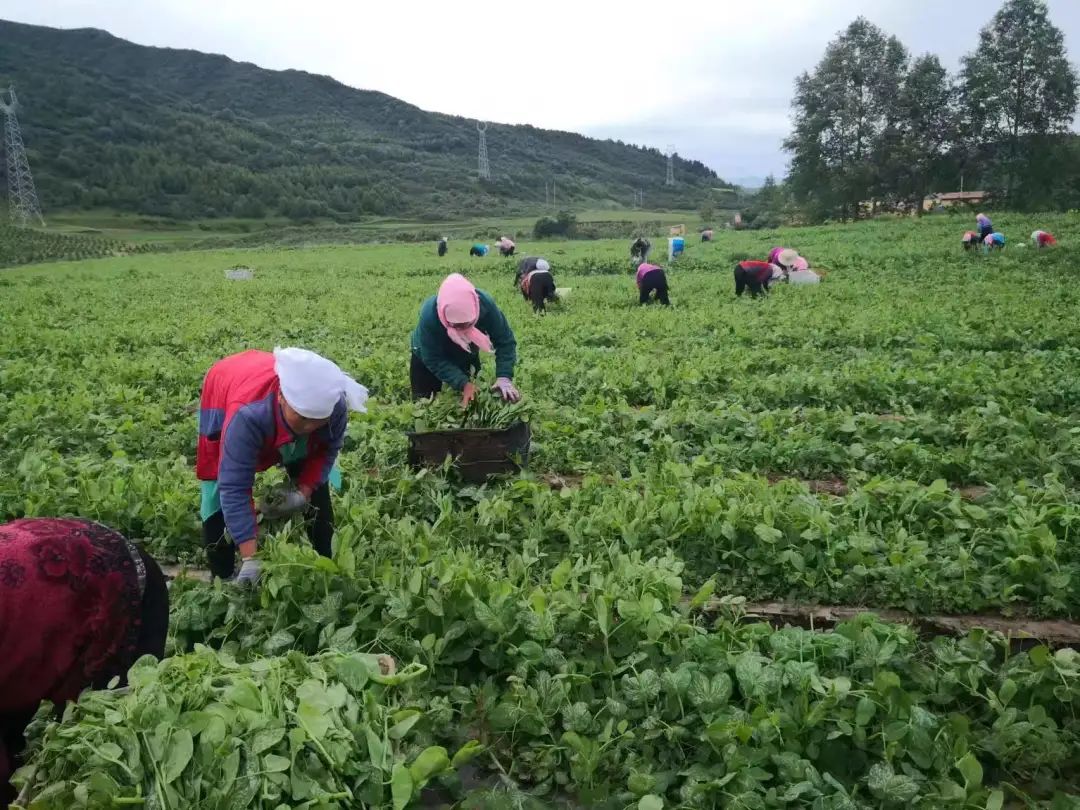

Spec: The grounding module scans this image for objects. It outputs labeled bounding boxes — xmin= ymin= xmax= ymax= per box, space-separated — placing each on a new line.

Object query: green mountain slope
xmin=0 ymin=20 xmax=721 ymax=221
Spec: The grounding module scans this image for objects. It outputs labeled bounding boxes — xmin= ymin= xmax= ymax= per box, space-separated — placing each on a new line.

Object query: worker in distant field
xmin=411 ymin=273 xmax=520 ymax=405
xmin=437 ymin=236 xmax=448 ymax=257
xmin=496 ymin=236 xmax=516 ymax=257
xmin=976 ymin=213 xmax=993 ymax=242
xmin=1032 ymin=230 xmax=1057 ymax=248
xmin=515 ymin=257 xmax=557 ymax=313
xmin=962 ymin=231 xmax=980 ymax=251
xmin=701 ymin=228 xmax=714 ymax=242
xmin=469 ymin=243 xmax=489 ymax=257
xmin=197 ymin=348 xmax=369 ymax=583
xmin=767 ymin=247 xmax=800 ymax=276
xmin=734 ymin=259 xmax=779 ymax=298
xmin=982 ymin=232 xmax=1006 ymax=252
xmin=636 ymin=262 xmax=670 ymax=306
xmin=0 ymin=518 xmax=169 ymax=805
xmin=630 ymin=236 xmax=651 ymax=264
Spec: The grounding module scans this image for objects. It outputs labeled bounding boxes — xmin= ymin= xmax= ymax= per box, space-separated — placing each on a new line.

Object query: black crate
xmin=407 ymin=421 xmax=531 ymax=484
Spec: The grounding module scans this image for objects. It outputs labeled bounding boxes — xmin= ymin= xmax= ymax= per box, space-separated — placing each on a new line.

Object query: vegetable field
xmin=3 ymin=212 xmax=1080 ymax=808
xmin=0 ymin=224 xmax=154 ymax=268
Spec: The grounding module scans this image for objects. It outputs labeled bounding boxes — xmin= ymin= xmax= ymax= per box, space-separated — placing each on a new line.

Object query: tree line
xmin=780 ymin=0 xmax=1078 ymax=222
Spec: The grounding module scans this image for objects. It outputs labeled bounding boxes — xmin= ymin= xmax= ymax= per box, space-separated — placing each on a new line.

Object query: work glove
xmin=259 ymin=486 xmax=309 ymax=519
xmin=460 ymin=381 xmax=477 ymax=409
xmin=235 ymin=557 xmax=261 ymax=586
xmin=491 ymin=377 xmax=521 ymax=403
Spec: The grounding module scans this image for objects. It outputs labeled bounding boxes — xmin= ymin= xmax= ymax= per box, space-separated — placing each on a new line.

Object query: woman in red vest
xmin=734 ymin=260 xmax=780 ymax=298
xmin=196 ymin=347 xmax=368 ymax=583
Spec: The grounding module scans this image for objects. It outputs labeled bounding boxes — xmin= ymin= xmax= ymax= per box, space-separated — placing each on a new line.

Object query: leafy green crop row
xmin=153 ymin=531 xmax=1080 ymax=807
xmin=0 ymin=224 xmax=153 ymax=268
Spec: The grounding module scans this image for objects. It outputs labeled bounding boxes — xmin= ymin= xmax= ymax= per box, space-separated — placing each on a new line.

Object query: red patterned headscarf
xmin=0 ymin=519 xmax=147 ymax=796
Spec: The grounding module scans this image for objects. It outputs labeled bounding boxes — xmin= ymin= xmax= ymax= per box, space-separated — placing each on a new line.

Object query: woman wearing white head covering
xmin=195 ymin=348 xmax=368 ymax=584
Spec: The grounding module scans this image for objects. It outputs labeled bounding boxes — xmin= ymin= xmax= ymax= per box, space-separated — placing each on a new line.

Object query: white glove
xmin=259 ymin=486 xmax=309 ymax=519
xmin=235 ymin=557 xmax=261 ymax=585
xmin=491 ymin=377 xmax=521 ymax=403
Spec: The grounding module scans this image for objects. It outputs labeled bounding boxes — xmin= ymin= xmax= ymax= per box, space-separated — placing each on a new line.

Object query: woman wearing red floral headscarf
xmin=0 ymin=518 xmax=169 ymax=806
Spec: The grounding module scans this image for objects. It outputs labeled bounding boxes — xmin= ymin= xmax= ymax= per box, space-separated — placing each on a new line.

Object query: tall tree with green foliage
xmin=894 ymin=55 xmax=956 ymax=213
xmin=784 ymin=18 xmax=909 ymax=221
xmin=959 ymin=0 xmax=1078 ymax=203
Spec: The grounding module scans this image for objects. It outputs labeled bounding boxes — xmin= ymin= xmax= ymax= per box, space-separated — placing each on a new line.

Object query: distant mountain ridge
xmin=0 ymin=20 xmax=722 ymax=220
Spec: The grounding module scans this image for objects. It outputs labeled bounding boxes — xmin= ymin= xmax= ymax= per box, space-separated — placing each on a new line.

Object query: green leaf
xmin=997 ymin=679 xmax=1017 ymax=707
xmin=689 ymin=579 xmax=715 ymax=609
xmin=262 ymin=754 xmax=290 ymax=773
xmin=754 ymin=523 xmax=783 ymax=544
xmin=365 ymin=725 xmax=388 ymax=771
xmin=451 ymin=740 xmax=485 ymax=768
xmin=251 ymin=726 xmax=286 ymax=755
xmin=409 ymin=745 xmax=450 ymax=786
xmin=161 ymin=729 xmax=193 ymax=784
xmin=986 ymin=789 xmax=1004 ymax=810
xmin=388 ymin=710 xmax=422 ymax=740
xmin=855 ymin=697 xmax=876 ymax=727
xmin=639 ymin=796 xmax=664 ymax=810
xmin=551 ymin=558 xmax=572 ymax=589
xmin=595 ymin=595 xmax=610 ymax=636
xmin=391 ymin=763 xmax=413 ymax=810
xmin=956 ymin=752 xmax=983 ymax=788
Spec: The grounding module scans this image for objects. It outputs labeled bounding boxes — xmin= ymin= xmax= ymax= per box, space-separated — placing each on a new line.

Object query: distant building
xmin=923 ymin=191 xmax=987 ymax=211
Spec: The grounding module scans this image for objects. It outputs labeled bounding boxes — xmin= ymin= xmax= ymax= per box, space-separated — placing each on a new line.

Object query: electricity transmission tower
xmin=1 ymin=85 xmax=44 ymax=227
xmin=665 ymin=144 xmax=675 ymax=187
xmin=476 ymin=121 xmax=491 ymax=180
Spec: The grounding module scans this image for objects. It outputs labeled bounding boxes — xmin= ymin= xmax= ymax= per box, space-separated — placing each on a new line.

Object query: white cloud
xmin=5 ymin=0 xmax=1080 ymax=178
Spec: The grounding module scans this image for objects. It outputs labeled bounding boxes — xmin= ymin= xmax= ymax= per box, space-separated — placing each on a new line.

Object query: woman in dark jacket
xmin=410 ymin=273 xmax=520 ymax=406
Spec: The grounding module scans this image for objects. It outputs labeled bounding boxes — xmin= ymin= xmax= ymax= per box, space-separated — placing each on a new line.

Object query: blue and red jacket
xmin=196 ymin=350 xmax=347 ymax=544
xmin=736 ymin=260 xmax=775 ymax=284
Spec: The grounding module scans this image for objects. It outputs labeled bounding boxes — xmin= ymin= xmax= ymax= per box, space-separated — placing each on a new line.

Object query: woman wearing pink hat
xmin=767 ymin=247 xmax=801 ymax=275
xmin=410 ymin=273 xmax=520 ymax=407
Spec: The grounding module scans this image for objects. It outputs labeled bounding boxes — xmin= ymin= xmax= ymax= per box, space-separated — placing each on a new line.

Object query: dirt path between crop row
xmin=161 ymin=564 xmax=1080 ymax=647
xmin=714 ymin=600 xmax=1080 ymax=648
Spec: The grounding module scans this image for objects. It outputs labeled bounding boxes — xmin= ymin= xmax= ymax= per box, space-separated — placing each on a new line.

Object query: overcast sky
xmin=5 ymin=0 xmax=1080 ymax=185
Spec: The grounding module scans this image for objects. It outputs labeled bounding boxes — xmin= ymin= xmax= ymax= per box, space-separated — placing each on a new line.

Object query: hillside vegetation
xmin=0 ymin=20 xmax=721 ymax=221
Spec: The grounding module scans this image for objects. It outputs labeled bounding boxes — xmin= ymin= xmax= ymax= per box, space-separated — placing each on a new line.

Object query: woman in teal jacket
xmin=410 ymin=273 xmax=520 ymax=406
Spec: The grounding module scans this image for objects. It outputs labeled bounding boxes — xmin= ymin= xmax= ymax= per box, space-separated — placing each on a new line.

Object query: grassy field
xmin=4 ymin=213 xmax=1080 ymax=807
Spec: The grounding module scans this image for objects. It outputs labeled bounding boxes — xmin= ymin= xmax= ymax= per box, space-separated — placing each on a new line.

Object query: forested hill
xmin=0 ymin=20 xmax=721 ymax=220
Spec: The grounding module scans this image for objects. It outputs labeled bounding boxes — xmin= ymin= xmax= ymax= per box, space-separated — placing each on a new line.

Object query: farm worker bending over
xmin=515 ymin=257 xmax=557 ymax=313
xmin=496 ymin=236 xmax=516 ymax=257
xmin=962 ymin=231 xmax=980 ymax=251
xmin=767 ymin=247 xmax=800 ymax=275
xmin=976 ymin=213 xmax=993 ymax=242
xmin=197 ymin=348 xmax=369 ymax=583
xmin=983 ymin=232 xmax=1006 ymax=252
xmin=734 ymin=260 xmax=779 ymax=297
xmin=787 ymin=256 xmax=822 ymax=285
xmin=1032 ymin=230 xmax=1057 ymax=248
xmin=636 ymin=262 xmax=670 ymax=305
xmin=0 ymin=519 xmax=169 ymax=804
xmin=469 ymin=243 xmax=489 ymax=257
xmin=411 ymin=272 xmax=520 ymax=406
xmin=437 ymin=236 xmax=448 ymax=257
xmin=630 ymin=236 xmax=651 ymax=264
